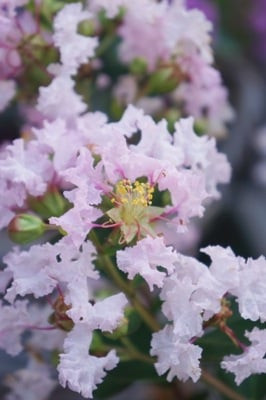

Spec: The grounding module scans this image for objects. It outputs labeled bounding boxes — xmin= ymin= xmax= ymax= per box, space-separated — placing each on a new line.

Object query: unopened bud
xmin=130 ymin=58 xmax=148 ymax=75
xmin=8 ymin=213 xmax=47 ymax=244
xmin=147 ymin=66 xmax=179 ymax=95
xmin=28 ymin=186 xmax=70 ymax=219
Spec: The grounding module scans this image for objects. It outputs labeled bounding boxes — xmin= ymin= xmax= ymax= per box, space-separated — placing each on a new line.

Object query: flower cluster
xmin=0 ymin=1 xmax=265 ymax=400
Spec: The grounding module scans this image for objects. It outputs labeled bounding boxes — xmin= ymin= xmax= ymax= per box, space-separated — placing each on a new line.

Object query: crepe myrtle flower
xmin=1 ymin=1 xmax=266 ymax=399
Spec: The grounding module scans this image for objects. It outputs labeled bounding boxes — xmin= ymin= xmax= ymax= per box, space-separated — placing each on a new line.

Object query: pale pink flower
xmin=161 ymin=275 xmax=203 ymax=339
xmin=101 ymin=134 xmax=167 ymax=184
xmin=53 ymin=3 xmax=98 ymax=75
xmin=160 ymin=252 xmax=229 ymax=336
xmin=50 ymin=206 xmax=102 ymax=248
xmin=37 ymin=75 xmax=87 ymax=120
xmin=174 ymin=117 xmax=231 ymax=197
xmin=58 ymin=324 xmax=119 ymax=398
xmin=173 ymin=48 xmax=234 ymax=136
xmin=158 ymin=167 xmax=208 ymax=224
xmin=233 ymin=256 xmax=266 ymax=322
xmin=118 ymin=1 xmax=212 ymax=70
xmin=201 ymin=245 xmax=241 ymax=294
xmin=3 ymin=243 xmax=59 ymax=302
xmin=151 ymin=325 xmax=202 ymax=382
xmin=33 ymin=119 xmax=83 ymax=174
xmin=116 ymin=236 xmax=178 ymax=290
xmin=0 ymin=300 xmax=30 ymax=356
xmin=222 ymin=328 xmax=266 ymax=385
xmin=67 ymin=293 xmax=128 ymax=331
xmin=0 ymin=139 xmax=53 ymax=197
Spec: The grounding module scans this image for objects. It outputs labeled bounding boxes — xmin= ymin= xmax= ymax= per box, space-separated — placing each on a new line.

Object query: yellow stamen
xmin=113 ymin=179 xmax=154 ymax=207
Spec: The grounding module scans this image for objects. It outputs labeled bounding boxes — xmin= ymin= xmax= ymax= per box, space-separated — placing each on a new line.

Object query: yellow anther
xmin=111 ymin=179 xmax=154 ymax=209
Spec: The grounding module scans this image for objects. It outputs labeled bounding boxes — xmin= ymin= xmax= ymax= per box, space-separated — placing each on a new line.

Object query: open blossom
xmin=118 ymin=1 xmax=212 ymax=70
xmin=151 ymin=325 xmax=202 ymax=383
xmin=58 ymin=325 xmax=119 ymax=398
xmin=222 ymin=328 xmax=266 ymax=385
xmin=37 ymin=74 xmax=87 ymax=121
xmin=173 ymin=47 xmax=234 ymax=136
xmin=160 ymin=252 xmax=226 ymax=338
xmin=232 ymin=256 xmax=266 ymax=322
xmin=0 ymin=300 xmax=30 ymax=356
xmin=203 ymin=246 xmax=266 ymax=322
xmin=173 ymin=117 xmax=231 ymax=197
xmin=117 ymin=236 xmax=178 ymax=290
xmin=53 ymin=3 xmax=98 ymax=75
xmin=0 ymin=139 xmax=52 ymax=196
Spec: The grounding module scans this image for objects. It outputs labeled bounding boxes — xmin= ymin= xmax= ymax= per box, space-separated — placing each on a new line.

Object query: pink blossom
xmin=0 ymin=300 xmax=30 ymax=356
xmin=0 ymin=138 xmax=53 ymax=197
xmin=33 ymin=119 xmax=83 ymax=174
xmin=151 ymin=325 xmax=202 ymax=382
xmin=116 ymin=236 xmax=178 ymax=290
xmin=161 ymin=275 xmax=203 ymax=338
xmin=173 ymin=48 xmax=234 ymax=136
xmin=174 ymin=117 xmax=231 ymax=198
xmin=58 ymin=324 xmax=119 ymax=398
xmin=233 ymin=256 xmax=266 ymax=322
xmin=53 ymin=3 xmax=98 ymax=75
xmin=118 ymin=1 xmax=212 ymax=70
xmin=222 ymin=328 xmax=266 ymax=385
xmin=202 ymin=245 xmax=241 ymax=293
xmin=37 ymin=75 xmax=87 ymax=121
xmin=158 ymin=167 xmax=208 ymax=224
xmin=50 ymin=207 xmax=102 ymax=248
xmin=3 ymin=243 xmax=59 ymax=302
xmin=67 ymin=293 xmax=128 ymax=331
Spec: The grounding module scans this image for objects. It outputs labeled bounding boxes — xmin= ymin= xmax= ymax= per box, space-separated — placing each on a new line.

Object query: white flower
xmin=161 ymin=275 xmax=203 ymax=339
xmin=151 ymin=325 xmax=202 ymax=383
xmin=117 ymin=236 xmax=177 ymax=290
xmin=233 ymin=256 xmax=266 ymax=322
xmin=58 ymin=324 xmax=119 ymax=398
xmin=174 ymin=117 xmax=231 ymax=198
xmin=201 ymin=245 xmax=241 ymax=293
xmin=3 ymin=243 xmax=59 ymax=302
xmin=37 ymin=75 xmax=87 ymax=120
xmin=53 ymin=3 xmax=98 ymax=75
xmin=0 ymin=300 xmax=30 ymax=356
xmin=221 ymin=328 xmax=266 ymax=385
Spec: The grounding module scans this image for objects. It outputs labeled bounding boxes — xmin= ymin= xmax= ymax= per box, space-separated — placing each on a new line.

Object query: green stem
xmin=120 ymin=337 xmax=155 ymax=364
xmin=201 ymin=370 xmax=245 ymax=400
